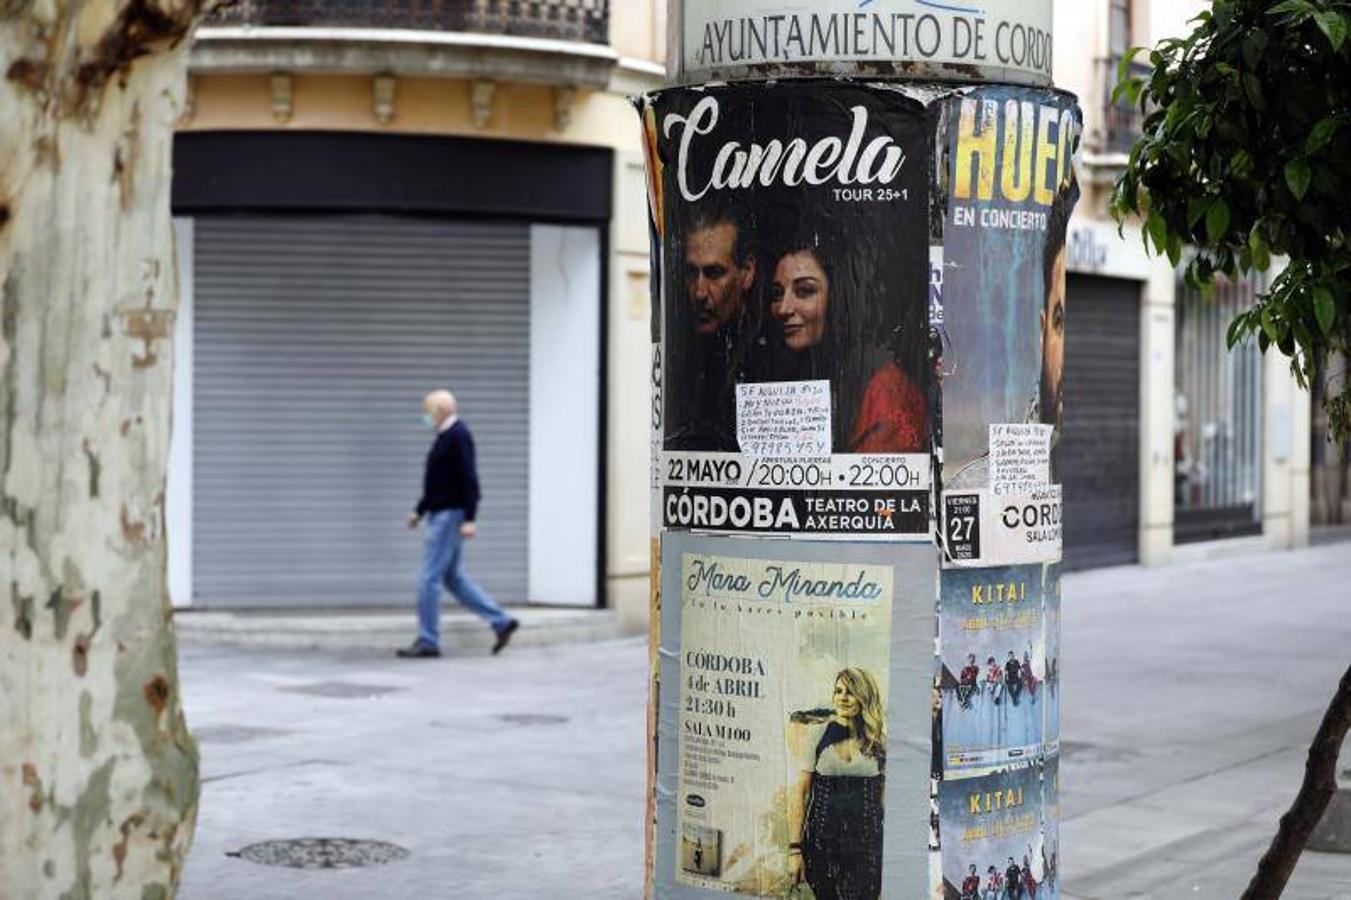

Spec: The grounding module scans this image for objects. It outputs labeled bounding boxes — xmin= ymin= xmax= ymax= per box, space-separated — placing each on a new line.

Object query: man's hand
xmin=406 ymin=512 xmax=421 ymax=530
xmin=459 ymin=521 xmax=477 ymax=539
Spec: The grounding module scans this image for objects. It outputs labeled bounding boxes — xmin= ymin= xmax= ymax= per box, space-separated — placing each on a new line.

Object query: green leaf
xmin=1315 ymin=11 xmax=1348 ymax=50
xmin=1291 ymin=358 xmax=1309 ymax=391
xmin=1292 ymin=319 xmax=1314 ymax=352
xmin=1242 ymin=30 xmax=1268 ymax=68
xmin=1285 ymin=158 xmax=1313 ymax=200
xmin=1260 ymin=307 xmax=1279 ymax=344
xmin=1267 ymin=0 xmax=1315 ymax=21
xmin=1249 ymin=226 xmax=1271 ymax=270
xmin=1242 ymin=73 xmax=1266 ymax=111
xmin=1314 ymin=287 xmax=1337 ymax=334
xmin=1206 ymin=200 xmax=1231 ymax=243
xmin=1226 ymin=314 xmax=1246 ymax=349
xmin=1306 ymin=116 xmax=1341 ymax=154
xmin=1145 ymin=211 xmax=1168 ymax=256
xmin=1112 ymin=78 xmax=1143 ymax=107
xmin=1116 ymin=47 xmax=1143 ymax=83
xmin=1124 ymin=78 xmax=1145 ymax=108
xmin=1188 ymin=198 xmax=1210 ymax=228
xmin=1167 ymin=232 xmax=1183 ymax=268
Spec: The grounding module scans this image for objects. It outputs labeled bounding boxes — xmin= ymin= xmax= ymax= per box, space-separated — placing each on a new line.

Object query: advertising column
xmin=936 ymin=89 xmax=1076 ymax=900
xmin=641 ymin=4 xmax=1074 ymax=898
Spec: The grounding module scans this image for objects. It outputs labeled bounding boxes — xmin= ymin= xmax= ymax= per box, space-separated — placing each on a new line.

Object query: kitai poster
xmin=938 ymin=764 xmax=1046 ymax=900
xmin=939 ymin=563 xmax=1054 ymax=777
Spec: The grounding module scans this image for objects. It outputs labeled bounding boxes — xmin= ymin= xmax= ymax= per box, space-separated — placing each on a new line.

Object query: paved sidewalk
xmin=177 ymin=542 xmax=1351 ymax=898
xmin=1057 ymin=542 xmax=1351 ymax=899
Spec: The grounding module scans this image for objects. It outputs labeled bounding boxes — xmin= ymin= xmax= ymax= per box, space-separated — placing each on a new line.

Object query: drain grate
xmin=497 ymin=713 xmax=570 ymax=726
xmin=230 ymin=838 xmax=409 ymax=869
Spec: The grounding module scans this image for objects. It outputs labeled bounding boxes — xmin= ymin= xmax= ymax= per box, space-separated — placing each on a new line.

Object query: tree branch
xmin=1242 ymin=664 xmax=1351 ymax=899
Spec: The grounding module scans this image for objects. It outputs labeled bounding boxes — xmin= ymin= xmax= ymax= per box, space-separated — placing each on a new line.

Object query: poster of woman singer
xmin=786 ymin=668 xmax=887 ymax=900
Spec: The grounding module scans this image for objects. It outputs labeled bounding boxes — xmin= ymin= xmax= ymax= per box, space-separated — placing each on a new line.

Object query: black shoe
xmin=491 ymin=620 xmax=519 ymax=655
xmin=396 ymin=641 xmax=441 ymax=658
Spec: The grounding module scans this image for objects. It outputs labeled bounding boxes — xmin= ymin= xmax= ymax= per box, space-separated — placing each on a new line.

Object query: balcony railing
xmin=206 ymin=0 xmax=610 ymax=45
xmin=1099 ymin=55 xmax=1152 ymax=155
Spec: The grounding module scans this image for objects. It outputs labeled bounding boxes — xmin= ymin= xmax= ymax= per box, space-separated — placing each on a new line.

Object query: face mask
xmin=421 ymin=413 xmax=437 ymax=430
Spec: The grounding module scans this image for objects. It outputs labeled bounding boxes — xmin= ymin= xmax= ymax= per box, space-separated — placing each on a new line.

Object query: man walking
xmin=399 ymin=389 xmax=519 ymax=658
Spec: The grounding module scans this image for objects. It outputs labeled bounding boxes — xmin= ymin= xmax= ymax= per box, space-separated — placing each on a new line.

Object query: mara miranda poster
xmin=652 ymin=534 xmax=936 ymax=898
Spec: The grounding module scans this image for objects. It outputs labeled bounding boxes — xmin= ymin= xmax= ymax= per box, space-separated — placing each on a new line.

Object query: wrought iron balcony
xmin=207 ymin=0 xmax=610 ymax=46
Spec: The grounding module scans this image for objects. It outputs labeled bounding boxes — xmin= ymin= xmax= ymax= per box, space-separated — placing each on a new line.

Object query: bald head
xmin=423 ymin=389 xmax=457 ymax=427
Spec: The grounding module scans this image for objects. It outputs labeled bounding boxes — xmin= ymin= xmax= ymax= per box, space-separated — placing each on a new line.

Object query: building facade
xmin=1053 ymin=0 xmax=1311 ymax=568
xmin=167 ymin=1 xmax=1320 ymax=620
xmin=166 ymin=0 xmax=665 ymax=622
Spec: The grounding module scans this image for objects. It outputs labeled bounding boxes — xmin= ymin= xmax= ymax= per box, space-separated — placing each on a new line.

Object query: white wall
xmin=1147 ymin=0 xmax=1208 ymax=45
xmin=1052 ymin=0 xmax=1103 ymax=129
xmin=167 ymin=217 xmax=194 ymax=607
xmin=1138 ymin=257 xmax=1177 ymax=564
xmin=1263 ymin=322 xmax=1313 ymax=551
xmin=606 ymin=148 xmax=656 ymax=626
xmin=528 ymin=224 xmax=601 ymax=605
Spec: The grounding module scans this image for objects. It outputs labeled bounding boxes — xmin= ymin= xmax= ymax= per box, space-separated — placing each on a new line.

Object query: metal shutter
xmin=193 ymin=214 xmax=529 ymax=607
xmin=1062 ymin=274 xmax=1141 ymax=570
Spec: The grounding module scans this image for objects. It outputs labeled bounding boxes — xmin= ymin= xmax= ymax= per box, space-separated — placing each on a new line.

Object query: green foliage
xmin=1111 ymin=0 xmax=1351 ymax=440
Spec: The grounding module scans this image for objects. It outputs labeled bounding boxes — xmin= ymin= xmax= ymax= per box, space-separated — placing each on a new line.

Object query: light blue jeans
xmin=416 ymin=508 xmax=514 ymax=647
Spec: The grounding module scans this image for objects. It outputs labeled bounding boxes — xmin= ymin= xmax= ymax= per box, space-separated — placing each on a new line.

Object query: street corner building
xmin=164 ymin=0 xmax=669 ymax=620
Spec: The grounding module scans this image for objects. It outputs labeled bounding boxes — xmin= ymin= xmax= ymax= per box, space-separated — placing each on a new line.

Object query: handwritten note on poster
xmin=989 ymin=423 xmax=1053 ymax=494
xmin=735 ymin=380 xmax=831 ymax=457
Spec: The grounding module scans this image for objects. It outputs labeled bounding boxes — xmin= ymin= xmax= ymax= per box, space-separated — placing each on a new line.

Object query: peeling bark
xmin=0 ymin=1 xmax=207 ymax=896
xmin=1242 ymin=665 xmax=1351 ymax=899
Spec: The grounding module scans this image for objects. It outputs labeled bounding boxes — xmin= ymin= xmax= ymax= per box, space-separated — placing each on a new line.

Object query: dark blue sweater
xmin=415 ymin=420 xmax=480 ymax=521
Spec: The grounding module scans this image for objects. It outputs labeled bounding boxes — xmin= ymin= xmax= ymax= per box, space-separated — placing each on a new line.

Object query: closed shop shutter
xmin=193 ymin=214 xmax=530 ymax=607
xmin=1062 ymin=274 xmax=1141 ymax=570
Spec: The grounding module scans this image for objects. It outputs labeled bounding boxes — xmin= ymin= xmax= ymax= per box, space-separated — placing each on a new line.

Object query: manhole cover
xmin=230 ymin=838 xmax=409 ymax=869
xmin=497 ymin=713 xmax=570 ymax=726
xmin=281 ymin=681 xmax=403 ymax=699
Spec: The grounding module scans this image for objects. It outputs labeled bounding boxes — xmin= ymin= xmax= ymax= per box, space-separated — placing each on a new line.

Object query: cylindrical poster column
xmin=640 ymin=4 xmax=1076 ymax=898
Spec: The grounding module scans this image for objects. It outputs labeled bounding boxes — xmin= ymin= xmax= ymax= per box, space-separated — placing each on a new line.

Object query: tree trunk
xmin=1 ymin=1 xmax=207 ymax=896
xmin=1242 ymin=665 xmax=1351 ymax=899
